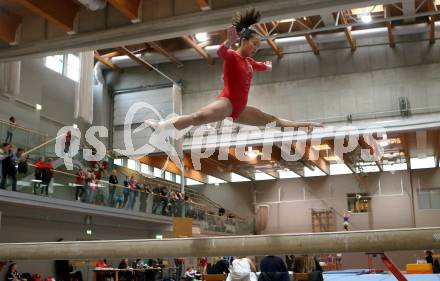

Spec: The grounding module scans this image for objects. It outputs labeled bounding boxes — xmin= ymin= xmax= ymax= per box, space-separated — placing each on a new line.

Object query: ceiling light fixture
xmin=195 ymin=32 xmax=209 ymax=43
xmin=360 ymin=13 xmax=372 ymax=23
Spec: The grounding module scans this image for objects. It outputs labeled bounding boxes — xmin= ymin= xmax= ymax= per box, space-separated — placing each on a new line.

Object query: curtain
xmin=0 ymin=61 xmax=21 ymax=97
xmin=74 ymin=51 xmax=95 ymax=124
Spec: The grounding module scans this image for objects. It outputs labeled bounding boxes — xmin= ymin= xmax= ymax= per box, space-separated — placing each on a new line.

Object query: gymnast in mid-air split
xmin=136 ymin=8 xmax=322 ymax=135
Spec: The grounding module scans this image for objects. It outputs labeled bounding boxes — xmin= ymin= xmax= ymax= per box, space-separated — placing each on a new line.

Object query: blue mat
xmin=323 ymin=273 xmax=440 ymax=281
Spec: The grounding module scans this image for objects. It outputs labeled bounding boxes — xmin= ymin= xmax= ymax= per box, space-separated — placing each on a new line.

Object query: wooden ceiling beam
xmin=182 ymin=35 xmax=214 ymax=65
xmin=148 ymin=41 xmax=184 ymax=67
xmin=13 ymin=0 xmax=79 ymax=33
xmin=304 ymin=144 xmax=330 ymax=175
xmin=141 ymin=155 xmax=208 ymax=184
xmin=208 ymin=150 xmax=255 ymax=180
xmin=117 ymin=46 xmax=151 ymax=71
xmin=101 ymin=51 xmax=121 ymax=59
xmin=296 ymin=18 xmax=320 ymax=55
xmin=0 ymin=11 xmax=21 ymax=44
xmin=256 ymin=23 xmax=283 ymax=58
xmin=384 ymin=5 xmax=396 ymax=48
xmin=340 ymin=10 xmax=356 ymax=51
xmin=428 ymin=0 xmax=436 ymax=44
xmin=194 ymin=0 xmax=211 ymax=11
xmin=108 ymin=0 xmax=141 ymax=22
xmin=94 ymin=51 xmax=122 ymax=72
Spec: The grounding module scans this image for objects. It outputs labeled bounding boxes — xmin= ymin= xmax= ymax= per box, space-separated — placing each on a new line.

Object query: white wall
xmin=0 ymin=57 xmax=111 ymax=150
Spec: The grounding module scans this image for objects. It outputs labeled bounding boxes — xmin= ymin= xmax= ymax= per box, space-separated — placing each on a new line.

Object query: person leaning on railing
xmin=108 ymin=169 xmax=118 ymax=207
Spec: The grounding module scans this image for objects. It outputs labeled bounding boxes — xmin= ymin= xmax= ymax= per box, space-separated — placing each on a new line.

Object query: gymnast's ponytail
xmin=232 ymin=8 xmax=261 ymax=40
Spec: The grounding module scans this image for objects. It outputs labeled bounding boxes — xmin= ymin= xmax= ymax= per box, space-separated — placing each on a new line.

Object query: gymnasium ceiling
xmin=0 ymin=0 xmax=439 ymax=63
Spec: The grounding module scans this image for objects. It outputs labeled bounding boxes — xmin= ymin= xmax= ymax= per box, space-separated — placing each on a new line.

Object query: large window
xmin=45 ymin=54 xmax=80 ymax=82
xmin=347 ymin=193 xmax=371 ymax=213
xmin=66 ymin=54 xmax=80 ymax=82
xmin=45 ymin=55 xmax=64 ymax=74
xmin=418 ymin=188 xmax=440 ymax=209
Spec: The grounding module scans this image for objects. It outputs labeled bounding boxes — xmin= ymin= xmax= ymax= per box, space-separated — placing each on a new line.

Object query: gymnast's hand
xmin=265 ymin=61 xmax=272 ymax=71
xmin=225 ymin=26 xmax=239 ymax=48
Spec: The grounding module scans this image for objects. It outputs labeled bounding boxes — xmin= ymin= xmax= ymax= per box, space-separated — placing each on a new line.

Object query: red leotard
xmin=217 ymin=44 xmax=268 ymax=120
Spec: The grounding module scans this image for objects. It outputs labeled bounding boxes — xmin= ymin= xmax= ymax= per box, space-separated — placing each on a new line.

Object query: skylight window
xmin=186 ymin=178 xmax=203 ymax=185
xmin=254 ymin=171 xmax=275 ymax=181
xmin=278 ymin=169 xmax=301 ymax=179
xmin=383 ymin=162 xmax=408 ymax=171
xmin=356 ymin=162 xmax=380 ymax=173
xmin=231 ymin=173 xmax=251 ymax=182
xmin=410 ymin=156 xmax=436 ymax=170
xmin=304 ymin=166 xmax=326 ymax=177
xmin=330 ymin=163 xmax=352 ymax=175
xmin=208 ymin=176 xmax=226 ymax=184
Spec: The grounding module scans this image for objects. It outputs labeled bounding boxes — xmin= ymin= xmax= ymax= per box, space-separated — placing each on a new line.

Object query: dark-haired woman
xmin=139 ymin=9 xmax=322 ymax=132
xmin=6 ymin=263 xmax=21 ymax=281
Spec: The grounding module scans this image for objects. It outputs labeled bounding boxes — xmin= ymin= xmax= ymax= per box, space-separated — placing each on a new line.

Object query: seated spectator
xmin=209 ymin=257 xmax=229 ymax=275
xmin=258 ymin=255 xmax=289 ymax=281
xmin=293 ymin=255 xmax=323 ymax=281
xmin=118 ymin=258 xmax=133 ymax=281
xmin=293 ymin=255 xmax=322 ymax=273
xmin=226 ymin=257 xmax=257 ymax=281
xmin=184 ymin=267 xmax=196 ymax=281
xmin=55 ymin=239 xmax=84 ymax=281
xmin=5 ymin=262 xmax=22 ymax=281
xmin=96 ymin=259 xmax=108 ymax=268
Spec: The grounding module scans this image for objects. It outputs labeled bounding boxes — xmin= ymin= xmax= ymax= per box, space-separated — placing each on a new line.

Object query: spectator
xmin=108 ymin=169 xmax=118 ymax=207
xmin=160 ymin=186 xmax=169 ymax=215
xmin=152 ymin=184 xmax=161 ymax=214
xmin=122 ymin=176 xmax=129 ymax=209
xmin=40 ymin=158 xmax=54 ymax=196
xmin=210 ymin=257 xmax=229 ymax=275
xmin=0 ymin=143 xmax=11 ymax=186
xmin=425 ymin=250 xmax=434 ymax=265
xmin=293 ymin=255 xmax=323 ymax=281
xmin=118 ymin=258 xmax=133 ymax=281
xmin=4 ymin=116 xmax=16 ymax=144
xmin=138 ymin=182 xmax=147 ymax=212
xmin=75 ymin=168 xmax=86 ymax=201
xmin=258 ymin=255 xmax=289 ymax=281
xmin=33 ymin=157 xmax=43 ymax=195
xmin=0 ymin=145 xmax=20 ymax=191
xmin=174 ymin=258 xmax=185 ymax=281
xmin=55 ymin=239 xmax=84 ymax=281
xmin=86 ymin=173 xmax=97 ymax=203
xmin=184 ymin=267 xmax=196 ymax=281
xmin=184 ymin=195 xmax=193 ymax=218
xmin=126 ymin=175 xmax=137 ymax=210
xmin=226 ymin=257 xmax=257 ymax=281
xmin=5 ymin=262 xmax=21 ymax=281
xmin=285 ymin=255 xmax=295 ymax=271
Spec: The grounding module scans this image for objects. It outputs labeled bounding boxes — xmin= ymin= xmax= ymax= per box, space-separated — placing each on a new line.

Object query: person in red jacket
xmin=137 ymin=9 xmax=322 ymax=133
xmin=40 ymin=158 xmax=54 ymax=196
xmin=33 ymin=157 xmax=44 ymax=194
